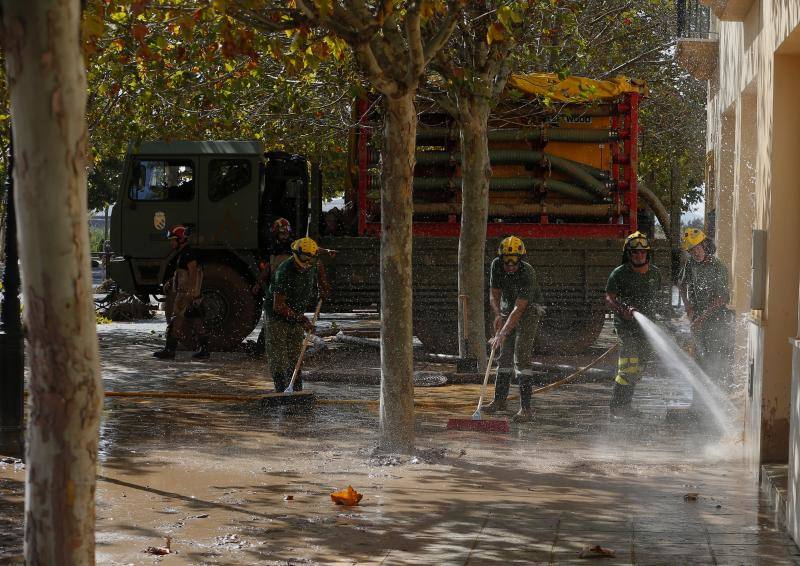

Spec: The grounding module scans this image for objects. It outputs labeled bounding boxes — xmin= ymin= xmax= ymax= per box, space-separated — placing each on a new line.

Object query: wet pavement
xmin=1 ymin=313 xmax=798 ymax=565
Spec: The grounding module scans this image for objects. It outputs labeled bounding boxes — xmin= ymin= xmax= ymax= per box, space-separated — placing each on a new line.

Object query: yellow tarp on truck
xmin=507 ymin=73 xmax=647 ymax=102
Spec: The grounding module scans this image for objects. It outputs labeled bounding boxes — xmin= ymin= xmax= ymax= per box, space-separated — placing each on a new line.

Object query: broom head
xmin=446 ymin=418 xmax=510 ymax=433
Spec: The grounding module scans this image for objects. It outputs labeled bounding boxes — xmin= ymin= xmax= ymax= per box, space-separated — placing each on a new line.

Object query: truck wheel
xmin=535 ymin=310 xmax=605 ymax=355
xmin=415 ymin=319 xmax=458 ymax=354
xmin=195 ymin=263 xmax=257 ymax=351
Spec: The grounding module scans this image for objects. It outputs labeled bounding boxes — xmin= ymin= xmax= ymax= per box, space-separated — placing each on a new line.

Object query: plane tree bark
xmin=2 ymin=1 xmax=103 ymax=563
xmin=430 ymin=5 xmax=521 ymax=371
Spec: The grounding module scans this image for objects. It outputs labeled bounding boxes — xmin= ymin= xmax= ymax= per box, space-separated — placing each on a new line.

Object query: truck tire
xmin=414 ymin=319 xmax=458 ymax=354
xmin=196 ymin=263 xmax=257 ymax=351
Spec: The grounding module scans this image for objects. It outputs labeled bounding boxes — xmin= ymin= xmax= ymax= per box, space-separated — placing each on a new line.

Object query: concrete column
xmin=759 ymin=54 xmax=800 ymax=465
xmin=732 ymin=91 xmax=756 ymax=314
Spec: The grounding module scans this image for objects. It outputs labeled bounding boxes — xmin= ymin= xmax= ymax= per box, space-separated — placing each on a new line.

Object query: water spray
xmin=633 ymin=312 xmax=738 ymax=437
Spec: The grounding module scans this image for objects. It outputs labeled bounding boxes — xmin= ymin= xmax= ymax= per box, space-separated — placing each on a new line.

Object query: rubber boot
xmin=482 ymin=371 xmax=512 ymax=414
xmin=192 ymin=335 xmax=211 ymax=360
xmin=254 ymin=325 xmax=266 ymax=358
xmin=153 ymin=332 xmax=178 ymax=360
xmin=609 ymin=383 xmax=639 ymax=418
xmin=512 ymin=376 xmax=534 ymax=423
xmin=272 ymin=371 xmax=288 ymax=393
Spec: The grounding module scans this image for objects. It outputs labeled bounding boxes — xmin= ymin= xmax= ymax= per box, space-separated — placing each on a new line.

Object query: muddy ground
xmin=1 ymin=310 xmax=798 ymax=565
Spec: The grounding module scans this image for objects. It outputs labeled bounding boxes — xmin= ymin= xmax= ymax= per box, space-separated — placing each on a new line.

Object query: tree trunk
xmin=378 ymin=93 xmax=416 ymax=453
xmin=3 ymin=2 xmax=103 ymax=564
xmin=457 ymin=98 xmax=491 ymax=372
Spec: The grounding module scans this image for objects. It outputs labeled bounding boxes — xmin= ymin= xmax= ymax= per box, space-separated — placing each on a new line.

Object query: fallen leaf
xmin=578 ymin=544 xmax=615 ymax=558
xmin=684 ymin=492 xmax=699 ymax=502
xmin=144 ymin=536 xmax=172 ymax=555
xmin=330 ymin=485 xmax=363 ymax=506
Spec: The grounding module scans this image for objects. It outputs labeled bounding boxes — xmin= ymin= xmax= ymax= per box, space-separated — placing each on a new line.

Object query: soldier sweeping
xmin=679 ymin=228 xmax=733 ymax=383
xmin=266 ymin=237 xmax=330 ymax=392
xmin=153 ymin=225 xmax=211 ymax=360
xmin=482 ymin=236 xmax=543 ymax=423
xmin=605 ymin=231 xmax=663 ymax=418
xmin=252 ymin=218 xmax=295 ymax=357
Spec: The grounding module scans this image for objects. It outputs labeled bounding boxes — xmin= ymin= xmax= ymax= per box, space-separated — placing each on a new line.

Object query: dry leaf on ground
xmin=684 ymin=492 xmax=699 ymax=501
xmin=144 ymin=536 xmax=172 ymax=555
xmin=330 ymin=485 xmax=363 ymax=506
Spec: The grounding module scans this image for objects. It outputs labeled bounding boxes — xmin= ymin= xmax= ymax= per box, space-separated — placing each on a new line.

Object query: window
xmin=208 ymin=159 xmax=251 ymax=202
xmin=128 ymin=159 xmax=194 ymax=201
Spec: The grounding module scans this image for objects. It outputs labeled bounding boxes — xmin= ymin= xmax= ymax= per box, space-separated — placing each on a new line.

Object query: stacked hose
xmin=415 ymin=149 xmax=613 ymax=200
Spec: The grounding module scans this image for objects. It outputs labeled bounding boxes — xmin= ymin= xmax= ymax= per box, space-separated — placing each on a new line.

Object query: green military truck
xmin=109 ymin=141 xmax=311 ymax=350
xmin=110 ymin=76 xmax=669 ymax=353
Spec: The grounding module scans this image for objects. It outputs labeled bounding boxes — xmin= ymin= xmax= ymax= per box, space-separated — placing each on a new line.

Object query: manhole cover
xmin=413 ymin=371 xmax=448 ymax=387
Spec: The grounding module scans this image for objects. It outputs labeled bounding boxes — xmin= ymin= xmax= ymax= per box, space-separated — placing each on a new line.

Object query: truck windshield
xmin=128 ymin=159 xmax=194 ymax=201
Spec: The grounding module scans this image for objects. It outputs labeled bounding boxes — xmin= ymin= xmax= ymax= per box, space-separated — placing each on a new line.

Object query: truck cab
xmin=110 ymin=141 xmax=308 ymax=349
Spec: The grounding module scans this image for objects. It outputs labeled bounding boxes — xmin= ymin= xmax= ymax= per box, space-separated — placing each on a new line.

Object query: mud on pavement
xmin=1 ymin=315 xmax=798 ymax=565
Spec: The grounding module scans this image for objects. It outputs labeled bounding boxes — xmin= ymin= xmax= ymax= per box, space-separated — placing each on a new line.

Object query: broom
xmin=284 ymin=299 xmax=323 ymax=394
xmin=446 ymin=341 xmax=510 ymax=433
xmin=260 ymin=299 xmax=322 ymax=408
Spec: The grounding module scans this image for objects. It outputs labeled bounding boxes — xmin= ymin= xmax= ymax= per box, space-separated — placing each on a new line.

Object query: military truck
xmin=109 ymin=143 xmax=310 ymax=350
xmin=109 ymin=74 xmax=667 ymax=353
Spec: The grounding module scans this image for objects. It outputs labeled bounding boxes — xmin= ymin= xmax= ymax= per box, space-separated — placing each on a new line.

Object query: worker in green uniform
xmin=605 ymin=231 xmax=663 ymax=418
xmin=482 ymin=236 xmax=543 ymax=423
xmin=679 ymin=228 xmax=733 ymax=382
xmin=266 ymin=237 xmax=330 ymax=392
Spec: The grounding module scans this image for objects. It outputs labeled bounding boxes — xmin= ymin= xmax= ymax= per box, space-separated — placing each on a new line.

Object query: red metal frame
xmin=356 ymin=92 xmax=640 ymax=239
xmin=356 ymin=98 xmax=370 ymax=236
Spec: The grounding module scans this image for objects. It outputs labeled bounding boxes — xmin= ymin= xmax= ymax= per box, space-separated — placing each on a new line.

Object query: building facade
xmin=677 ymin=0 xmax=800 ymax=545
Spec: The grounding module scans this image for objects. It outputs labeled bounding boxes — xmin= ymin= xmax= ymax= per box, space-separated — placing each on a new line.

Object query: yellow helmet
xmin=682 ymin=228 xmax=706 ymax=251
xmin=291 ymin=237 xmax=319 ymax=268
xmin=623 ymin=231 xmax=651 ymax=252
xmin=498 ymin=236 xmax=526 ymax=262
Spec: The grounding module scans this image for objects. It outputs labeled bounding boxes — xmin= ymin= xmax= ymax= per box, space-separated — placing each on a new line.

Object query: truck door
xmin=121 ymin=155 xmax=198 ymax=261
xmin=197 ymin=155 xmax=259 ymax=249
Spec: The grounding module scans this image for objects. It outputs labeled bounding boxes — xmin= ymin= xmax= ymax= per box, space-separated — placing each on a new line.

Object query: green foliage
xmin=88 ymin=226 xmax=106 ymax=253
xmin=508 ymin=0 xmax=705 ymax=211
xmin=1 ymin=0 xmax=705 ymax=213
xmin=81 ymin=1 xmax=358 ymax=204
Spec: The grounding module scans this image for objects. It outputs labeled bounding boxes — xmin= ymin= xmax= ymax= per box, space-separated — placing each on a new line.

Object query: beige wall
xmin=709 ymin=1 xmax=800 ymax=477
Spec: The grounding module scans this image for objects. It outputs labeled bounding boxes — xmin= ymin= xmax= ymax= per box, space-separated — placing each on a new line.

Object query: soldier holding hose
xmin=605 ymin=231 xmax=663 ymax=418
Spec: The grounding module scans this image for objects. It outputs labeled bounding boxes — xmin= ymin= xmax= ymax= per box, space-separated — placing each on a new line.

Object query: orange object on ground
xmin=330 ymin=485 xmax=363 ymax=506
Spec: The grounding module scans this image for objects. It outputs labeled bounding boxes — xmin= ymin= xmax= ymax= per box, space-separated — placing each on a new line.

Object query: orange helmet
xmin=271 ymin=217 xmax=292 ymax=236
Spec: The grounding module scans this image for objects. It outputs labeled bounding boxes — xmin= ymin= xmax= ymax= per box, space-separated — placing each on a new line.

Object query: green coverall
xmin=680 ymin=255 xmax=733 ymax=382
xmin=606 ymin=262 xmax=662 ymax=410
xmin=487 ymin=258 xmax=542 ymax=412
xmin=266 ymin=258 xmax=319 ymax=392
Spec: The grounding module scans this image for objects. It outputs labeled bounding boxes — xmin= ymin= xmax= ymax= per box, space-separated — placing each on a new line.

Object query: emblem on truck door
xmin=153 ymin=211 xmax=166 ymax=230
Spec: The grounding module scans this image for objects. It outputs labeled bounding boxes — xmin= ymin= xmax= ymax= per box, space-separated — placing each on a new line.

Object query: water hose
xmin=532 ymin=344 xmax=618 ymax=395
xmin=413 ymin=176 xmax=599 ymax=203
xmin=416 ymin=150 xmax=610 ymax=197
